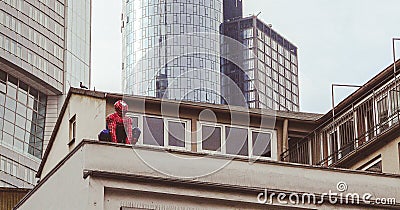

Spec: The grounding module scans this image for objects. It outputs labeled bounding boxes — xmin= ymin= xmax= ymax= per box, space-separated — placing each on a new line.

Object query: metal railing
xmin=281 ymin=76 xmax=400 ymax=167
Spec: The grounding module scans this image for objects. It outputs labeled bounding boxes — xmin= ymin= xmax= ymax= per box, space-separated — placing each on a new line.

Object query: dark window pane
xmin=252 ymin=131 xmax=271 ymax=157
xmin=168 ymin=121 xmax=185 ymax=148
xmin=226 ymin=127 xmax=248 ymax=156
xmin=202 ymin=125 xmax=221 ymax=151
xmin=0 ymin=70 xmax=6 ymax=82
xmin=366 ymin=161 xmax=382 ymax=173
xmin=8 ymin=75 xmax=18 ymax=86
xmin=143 ymin=116 xmax=164 ymax=146
xmin=29 ymin=88 xmax=38 ymax=99
xmin=39 ymin=93 xmax=47 ymax=104
xmin=38 ymin=103 xmax=46 ymax=116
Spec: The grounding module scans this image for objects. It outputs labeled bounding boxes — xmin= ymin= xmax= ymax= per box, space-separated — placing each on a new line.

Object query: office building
xmin=122 ymin=0 xmax=300 ymax=111
xmin=122 ymin=0 xmax=223 ymax=104
xmin=222 ymin=16 xmax=299 ymax=111
xmin=13 ymin=88 xmax=400 ymax=209
xmin=0 ymin=0 xmax=91 ymax=188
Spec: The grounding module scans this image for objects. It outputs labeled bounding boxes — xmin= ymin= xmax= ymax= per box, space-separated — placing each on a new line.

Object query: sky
xmin=91 ymin=0 xmax=400 ymax=114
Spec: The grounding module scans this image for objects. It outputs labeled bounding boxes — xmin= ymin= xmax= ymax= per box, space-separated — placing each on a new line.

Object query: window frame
xmin=249 ymin=128 xmax=275 ymax=160
xmin=359 ymin=155 xmax=382 ymax=172
xmin=126 ymin=113 xmax=191 ymax=151
xmin=197 ymin=121 xmax=277 ymax=160
xmin=197 ymin=121 xmax=224 ymax=154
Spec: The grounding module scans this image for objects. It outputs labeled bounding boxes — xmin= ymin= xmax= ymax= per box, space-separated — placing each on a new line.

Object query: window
xmin=201 ymin=125 xmax=222 ymax=152
xmin=143 ymin=116 xmax=164 ymax=146
xmin=226 ymin=127 xmax=248 ymax=156
xmin=252 ymin=131 xmax=272 ymax=157
xmin=68 ymin=115 xmax=76 ymax=146
xmin=198 ymin=122 xmax=276 ymax=159
xmin=168 ymin=121 xmax=186 ymax=148
xmin=127 ymin=113 xmax=191 ymax=150
xmin=358 ymin=155 xmax=382 ymax=173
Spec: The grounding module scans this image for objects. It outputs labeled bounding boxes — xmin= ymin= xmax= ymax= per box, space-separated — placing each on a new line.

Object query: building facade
xmin=222 ymin=16 xmax=299 ymax=111
xmin=122 ymin=0 xmax=223 ymax=104
xmin=282 ymin=60 xmax=400 ymax=175
xmin=12 ymin=88 xmax=400 ymax=209
xmin=0 ymin=0 xmax=91 ymax=188
xmin=122 ymin=0 xmax=300 ymax=111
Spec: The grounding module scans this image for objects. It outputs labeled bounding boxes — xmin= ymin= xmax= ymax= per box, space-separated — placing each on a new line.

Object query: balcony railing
xmin=281 ymin=76 xmax=400 ymax=167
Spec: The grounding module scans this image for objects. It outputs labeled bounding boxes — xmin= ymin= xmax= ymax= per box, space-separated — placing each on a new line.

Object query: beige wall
xmin=40 ymin=94 xmax=106 ymax=179
xmin=350 ymin=136 xmax=400 ymax=174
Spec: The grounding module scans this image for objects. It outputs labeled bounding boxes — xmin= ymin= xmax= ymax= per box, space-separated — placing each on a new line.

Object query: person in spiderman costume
xmin=106 ymin=100 xmax=137 ymax=144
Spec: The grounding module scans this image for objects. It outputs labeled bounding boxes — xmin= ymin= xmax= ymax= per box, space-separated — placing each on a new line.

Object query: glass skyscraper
xmin=222 ymin=16 xmax=299 ymax=111
xmin=122 ymin=0 xmax=223 ymax=104
xmin=122 ymin=0 xmax=299 ymax=111
xmin=0 ymin=0 xmax=91 ymax=188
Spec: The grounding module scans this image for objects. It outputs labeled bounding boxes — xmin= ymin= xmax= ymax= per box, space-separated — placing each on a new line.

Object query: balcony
xmin=281 ymin=75 xmax=400 ymax=167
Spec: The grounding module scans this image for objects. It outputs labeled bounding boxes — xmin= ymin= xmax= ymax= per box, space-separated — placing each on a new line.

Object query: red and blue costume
xmin=106 ymin=100 xmax=133 ymax=144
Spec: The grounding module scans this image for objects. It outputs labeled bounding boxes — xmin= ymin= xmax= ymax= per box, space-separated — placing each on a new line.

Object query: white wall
xmin=40 ymin=94 xmax=106 ymax=179
xmin=18 ymin=148 xmax=90 ymax=210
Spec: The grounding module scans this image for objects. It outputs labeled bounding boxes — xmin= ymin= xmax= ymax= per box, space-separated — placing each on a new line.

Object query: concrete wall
xmin=83 ymin=143 xmax=400 ymax=201
xmin=40 ymin=94 xmax=106 ymax=179
xmin=17 ymin=147 xmax=90 ymax=210
xmin=350 ymin=136 xmax=400 ymax=174
xmin=18 ymin=142 xmax=400 ymax=209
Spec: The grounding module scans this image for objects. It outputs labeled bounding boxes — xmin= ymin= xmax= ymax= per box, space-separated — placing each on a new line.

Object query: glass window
xmin=202 ymin=125 xmax=221 ymax=152
xmin=225 ymin=127 xmax=248 ymax=156
xmin=0 ymin=81 xmax=6 ymax=94
xmin=4 ymin=108 xmax=15 ymax=123
xmin=7 ymin=84 xmax=17 ymax=99
xmin=143 ymin=116 xmax=164 ymax=146
xmin=3 ymin=131 xmax=13 ymax=146
xmin=15 ymin=114 xmax=25 ymax=128
xmin=168 ymin=121 xmax=185 ymax=148
xmin=252 ymin=131 xmax=271 ymax=157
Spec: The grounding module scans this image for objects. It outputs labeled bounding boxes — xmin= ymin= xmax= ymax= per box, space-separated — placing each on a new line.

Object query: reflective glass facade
xmin=0 ymin=70 xmax=46 ymax=159
xmin=222 ymin=17 xmax=299 ymax=111
xmin=0 ymin=0 xmax=91 ymax=188
xmin=64 ymin=0 xmax=91 ymax=91
xmin=0 ymin=0 xmax=65 ymax=91
xmin=122 ymin=0 xmax=223 ymax=104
